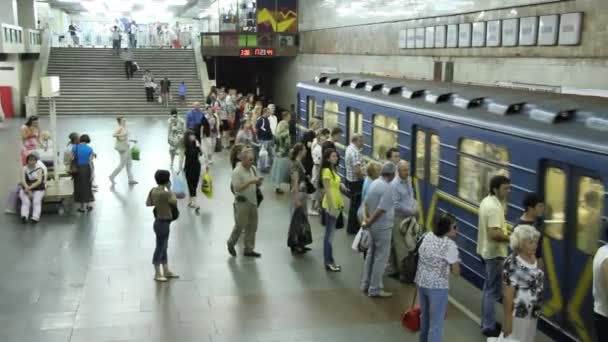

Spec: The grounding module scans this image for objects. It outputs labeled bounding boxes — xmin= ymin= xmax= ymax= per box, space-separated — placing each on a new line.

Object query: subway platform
xmin=0 ymin=117 xmax=551 ymax=342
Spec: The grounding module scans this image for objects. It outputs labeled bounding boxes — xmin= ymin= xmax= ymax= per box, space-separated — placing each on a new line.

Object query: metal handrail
xmin=26 ymin=29 xmax=51 ymax=118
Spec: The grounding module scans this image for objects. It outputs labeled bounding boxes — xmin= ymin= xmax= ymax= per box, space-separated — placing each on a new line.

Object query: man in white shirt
xmin=120 ymin=48 xmax=135 ymax=80
xmin=478 ymin=175 xmax=511 ymax=337
xmin=345 ymin=134 xmax=365 ymax=234
xmin=112 ymin=26 xmax=121 ymax=55
xmin=267 ymin=104 xmax=278 ymax=135
xmin=310 ymin=128 xmax=329 ymax=215
xmin=593 ymin=230 xmax=608 ymax=341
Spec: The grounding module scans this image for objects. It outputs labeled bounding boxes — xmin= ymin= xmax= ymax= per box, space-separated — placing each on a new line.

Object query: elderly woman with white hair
xmin=502 ymin=224 xmax=544 ymax=342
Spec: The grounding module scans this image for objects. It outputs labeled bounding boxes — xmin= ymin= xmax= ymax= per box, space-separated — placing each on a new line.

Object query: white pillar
xmin=18 ymin=0 xmax=38 ymax=29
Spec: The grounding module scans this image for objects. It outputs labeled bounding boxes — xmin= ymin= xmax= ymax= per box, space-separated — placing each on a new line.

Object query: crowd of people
xmin=8 ymin=86 xmax=608 ymax=342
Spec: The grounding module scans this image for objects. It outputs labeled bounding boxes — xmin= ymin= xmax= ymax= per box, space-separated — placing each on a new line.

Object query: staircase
xmin=38 ymin=48 xmax=205 ymax=116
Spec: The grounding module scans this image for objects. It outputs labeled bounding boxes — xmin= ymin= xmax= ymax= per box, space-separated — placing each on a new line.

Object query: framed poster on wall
xmin=519 ymin=16 xmax=539 ymax=46
xmin=486 ymin=20 xmax=502 ymax=47
xmin=472 ymin=22 xmax=486 ymax=47
xmin=458 ymin=23 xmax=472 ymax=47
xmin=502 ymin=18 xmax=520 ymax=46
xmin=435 ymin=25 xmax=447 ymax=48
xmin=538 ymin=14 xmax=559 ymax=45
xmin=447 ymin=24 xmax=458 ymax=48
xmin=558 ymin=12 xmax=582 ymax=45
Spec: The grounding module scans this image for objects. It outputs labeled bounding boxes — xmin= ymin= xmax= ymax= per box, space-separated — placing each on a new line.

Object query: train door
xmin=413 ymin=128 xmax=440 ymax=227
xmin=541 ymin=162 xmax=605 ymax=342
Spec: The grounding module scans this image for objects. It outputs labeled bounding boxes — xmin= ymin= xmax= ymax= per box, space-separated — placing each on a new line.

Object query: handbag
xmin=401 ymin=233 xmax=428 ymax=284
xmin=304 ymin=177 xmax=316 ymax=194
xmin=131 ymin=144 xmax=140 ymax=161
xmin=214 ymin=137 xmax=222 ymax=152
xmin=351 ymin=228 xmax=371 ymax=253
xmin=401 ymin=289 xmax=421 ymax=332
xmin=252 ymin=167 xmax=263 ymax=207
xmin=171 ymin=173 xmax=186 ymax=199
xmin=201 ymin=172 xmax=213 ymax=198
xmin=335 ymin=211 xmax=344 ymax=229
xmin=69 ymin=145 xmax=79 ymax=176
xmin=4 ymin=185 xmax=20 ymax=214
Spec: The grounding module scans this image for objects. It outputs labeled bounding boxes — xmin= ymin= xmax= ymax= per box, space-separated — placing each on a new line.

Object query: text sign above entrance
xmin=239 ymin=48 xmax=275 ymax=57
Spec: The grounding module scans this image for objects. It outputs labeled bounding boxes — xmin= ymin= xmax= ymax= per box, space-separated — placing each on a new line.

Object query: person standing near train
xmin=514 ymin=194 xmax=545 ymax=270
xmin=477 ymin=175 xmax=511 ymax=337
xmin=593 ymin=229 xmax=608 ymax=342
xmin=344 ymin=134 xmax=365 ymax=235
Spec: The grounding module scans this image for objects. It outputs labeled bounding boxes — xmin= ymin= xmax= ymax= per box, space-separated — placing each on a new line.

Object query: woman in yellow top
xmin=321 ymin=148 xmax=345 ymax=272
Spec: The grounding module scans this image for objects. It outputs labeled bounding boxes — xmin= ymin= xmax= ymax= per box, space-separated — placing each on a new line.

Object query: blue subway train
xmin=296 ymin=74 xmax=608 ymax=342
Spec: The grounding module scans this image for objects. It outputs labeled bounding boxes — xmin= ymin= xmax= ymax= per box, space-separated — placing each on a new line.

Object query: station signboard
xmin=239 ymin=48 xmax=276 ymax=57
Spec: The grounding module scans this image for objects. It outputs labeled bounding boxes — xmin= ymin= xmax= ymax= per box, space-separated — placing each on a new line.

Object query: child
xmin=178 ymin=82 xmax=187 ymax=102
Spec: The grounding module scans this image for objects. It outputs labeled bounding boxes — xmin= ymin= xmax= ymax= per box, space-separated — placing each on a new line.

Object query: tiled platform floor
xmin=0 ymin=117 xmax=551 ymax=342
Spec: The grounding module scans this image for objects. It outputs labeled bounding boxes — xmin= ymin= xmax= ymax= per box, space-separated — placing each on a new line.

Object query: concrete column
xmin=17 ymin=0 xmax=37 ymax=29
xmin=0 ymin=0 xmax=18 ymax=25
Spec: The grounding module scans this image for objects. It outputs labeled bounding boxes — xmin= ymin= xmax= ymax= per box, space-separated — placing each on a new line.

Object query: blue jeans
xmin=323 ymin=212 xmax=337 ymax=265
xmin=152 ymin=219 xmax=171 ymax=265
xmin=481 ymin=257 xmax=504 ymax=331
xmin=360 ymin=227 xmax=392 ymax=295
xmin=418 ymin=286 xmax=449 ymax=342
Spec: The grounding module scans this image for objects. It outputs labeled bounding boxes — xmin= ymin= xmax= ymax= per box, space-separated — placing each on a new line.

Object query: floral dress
xmin=503 ymin=254 xmax=544 ymax=319
xmin=167 ymin=117 xmax=185 ymax=154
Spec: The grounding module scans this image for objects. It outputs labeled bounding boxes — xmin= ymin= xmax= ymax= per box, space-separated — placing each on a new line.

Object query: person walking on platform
xmin=178 ymin=82 xmax=187 ymax=103
xmin=255 ymin=108 xmax=273 ymax=172
xmin=71 ymin=134 xmax=95 ymax=213
xmin=186 ymin=102 xmax=208 ymax=142
xmin=344 ymin=134 xmax=365 ymax=235
xmin=146 ymin=170 xmax=179 ymax=282
xmin=227 ymin=149 xmax=263 ymax=258
xmin=478 ymin=175 xmax=511 ymax=337
xmin=183 ymin=130 xmax=202 ymax=212
xmin=502 ymin=224 xmax=543 ymax=342
xmin=111 ymin=26 xmax=121 ymax=55
xmin=167 ymin=109 xmax=185 ymax=169
xmin=387 ymin=160 xmax=419 ymax=281
xmin=287 ymin=143 xmax=312 ymax=254
xmin=593 ymin=229 xmax=608 ymax=342
xmin=360 ymin=162 xmax=396 ymax=297
xmin=19 ymin=153 xmax=46 ymax=223
xmin=109 ymin=117 xmax=138 ymax=186
xmin=120 ymin=48 xmax=134 ymax=80
xmin=202 ymin=107 xmax=219 ymax=165
xmin=321 ymin=148 xmax=345 ymax=272
xmin=160 ymin=77 xmax=171 ymax=107
xmin=143 ymin=70 xmax=154 ymax=102
xmin=415 ymin=213 xmax=460 ymax=342
xmin=270 ymin=112 xmax=291 ymax=194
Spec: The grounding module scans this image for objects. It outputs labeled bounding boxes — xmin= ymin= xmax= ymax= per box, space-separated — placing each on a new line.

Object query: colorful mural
xmin=257 ymin=0 xmax=298 ymax=33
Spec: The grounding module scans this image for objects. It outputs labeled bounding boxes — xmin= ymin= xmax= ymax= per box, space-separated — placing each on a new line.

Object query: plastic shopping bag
xmin=258 ymin=145 xmax=268 ymax=169
xmin=201 ymin=172 xmax=213 ymax=199
xmin=131 ymin=144 xmax=140 ymax=161
xmin=487 ymin=334 xmax=520 ymax=342
xmin=351 ymin=228 xmax=371 ymax=253
xmin=172 ymin=173 xmax=186 ymax=199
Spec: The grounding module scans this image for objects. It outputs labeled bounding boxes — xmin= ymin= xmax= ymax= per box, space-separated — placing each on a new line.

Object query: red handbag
xmin=401 ymin=289 xmax=421 ymax=332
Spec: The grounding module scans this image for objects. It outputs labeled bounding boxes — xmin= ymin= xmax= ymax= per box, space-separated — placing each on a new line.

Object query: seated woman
xmin=19 ymin=153 xmax=46 ymax=223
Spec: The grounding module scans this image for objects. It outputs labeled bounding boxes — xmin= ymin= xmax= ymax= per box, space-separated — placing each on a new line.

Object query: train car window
xmin=543 ymin=167 xmax=567 ymax=240
xmin=307 ymin=97 xmax=319 ymax=123
xmin=323 ymin=101 xmax=339 ymax=129
xmin=348 ymin=108 xmax=363 ymax=141
xmin=415 ymin=131 xmax=426 ymax=180
xmin=372 ymin=114 xmax=399 ymax=160
xmin=458 ymin=138 xmax=510 ymax=204
xmin=575 ymin=176 xmax=604 ymax=255
xmin=430 ymin=134 xmax=440 ymax=186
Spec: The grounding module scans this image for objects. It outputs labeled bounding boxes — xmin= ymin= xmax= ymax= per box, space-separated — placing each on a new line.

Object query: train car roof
xmin=297 ymin=73 xmax=608 ymax=156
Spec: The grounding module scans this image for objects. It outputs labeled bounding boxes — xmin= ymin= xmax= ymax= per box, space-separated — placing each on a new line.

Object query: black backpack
xmin=400 ymin=232 xmax=428 ymax=284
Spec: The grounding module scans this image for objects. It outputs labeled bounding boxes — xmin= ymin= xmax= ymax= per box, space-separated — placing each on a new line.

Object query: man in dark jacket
xmin=160 ymin=77 xmax=171 ymax=107
xmin=255 ymin=108 xmax=273 ymax=172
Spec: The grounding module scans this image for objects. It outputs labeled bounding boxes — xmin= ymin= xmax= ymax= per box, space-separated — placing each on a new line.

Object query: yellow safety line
xmin=541 ymin=237 xmax=564 ymax=318
xmin=566 ymin=258 xmax=594 ymax=342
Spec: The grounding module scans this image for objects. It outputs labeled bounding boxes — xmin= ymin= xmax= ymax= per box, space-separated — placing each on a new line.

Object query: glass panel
xmin=323 ymin=101 xmax=339 ymax=129
xmin=576 ymin=176 xmax=604 ymax=254
xmin=461 ymin=138 xmax=509 ymax=165
xmin=372 ymin=114 xmax=398 ymax=160
xmin=544 ymin=167 xmax=567 ymax=240
xmin=307 ymin=97 xmax=318 ymax=123
xmin=430 ymin=134 xmax=440 ymax=186
xmin=458 ymin=138 xmax=510 ymax=204
xmin=3 ymin=28 xmax=7 ymax=42
xmin=348 ymin=108 xmax=362 ymax=140
xmin=219 ymin=0 xmax=238 ymax=32
xmin=415 ymin=130 xmax=426 ymax=180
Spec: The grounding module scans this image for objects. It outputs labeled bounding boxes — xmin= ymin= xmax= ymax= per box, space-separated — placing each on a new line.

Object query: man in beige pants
xmin=227 ymin=149 xmax=263 ymax=258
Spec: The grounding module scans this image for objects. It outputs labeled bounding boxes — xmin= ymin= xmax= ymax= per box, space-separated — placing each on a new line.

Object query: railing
xmin=200 ymin=32 xmax=298 ymax=56
xmin=191 ymin=31 xmax=211 ymax=97
xmin=51 ymin=29 xmax=195 ymax=49
xmin=25 ymin=30 xmax=52 ymax=118
xmin=24 ymin=28 xmax=42 ymax=53
xmin=0 ymin=23 xmax=25 ymax=53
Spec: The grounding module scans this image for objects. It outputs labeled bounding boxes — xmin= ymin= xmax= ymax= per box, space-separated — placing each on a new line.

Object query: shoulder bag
xmin=252 ymin=167 xmax=264 ymax=207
